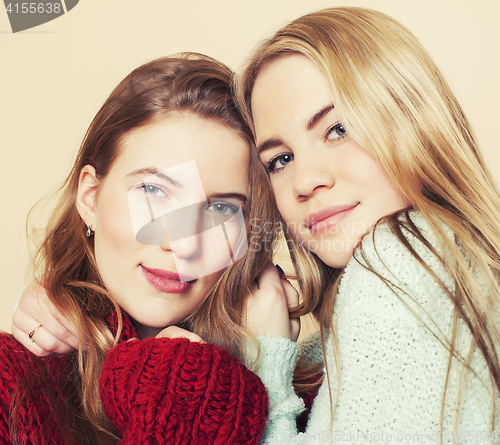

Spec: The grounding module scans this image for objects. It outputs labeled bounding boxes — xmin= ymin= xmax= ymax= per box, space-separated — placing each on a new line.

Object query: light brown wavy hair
xmin=13 ymin=53 xmax=280 ymax=444
xmin=237 ymin=6 xmax=500 ymax=436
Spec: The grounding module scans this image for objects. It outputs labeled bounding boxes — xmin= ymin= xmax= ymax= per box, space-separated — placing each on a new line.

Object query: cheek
xmin=369 ymin=169 xmax=410 ymax=214
xmin=94 ymin=196 xmax=136 ymax=268
xmin=385 ymin=189 xmax=410 ymax=214
xmin=268 ymin=191 xmax=303 ymax=246
xmin=196 ymin=270 xmax=223 ymax=302
xmin=223 ymin=220 xmax=247 ymax=258
xmin=271 ymin=177 xmax=290 ymax=212
xmin=272 ymin=184 xmax=303 ymax=236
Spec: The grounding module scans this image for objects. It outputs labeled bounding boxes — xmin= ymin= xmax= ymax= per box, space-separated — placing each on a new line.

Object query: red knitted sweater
xmin=0 ymin=314 xmax=268 ymax=444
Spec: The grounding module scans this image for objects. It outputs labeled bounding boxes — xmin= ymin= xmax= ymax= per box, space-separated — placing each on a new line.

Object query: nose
xmin=168 ymin=234 xmax=202 ymax=259
xmin=292 ymin=151 xmax=335 ymax=200
xmin=159 ymin=211 xmax=202 ymax=259
xmin=159 ymin=215 xmax=172 ymax=251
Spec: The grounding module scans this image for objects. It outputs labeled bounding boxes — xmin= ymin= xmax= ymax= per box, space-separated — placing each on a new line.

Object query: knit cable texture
xmin=0 ymin=334 xmax=68 ymax=444
xmin=101 ymin=337 xmax=268 ymax=445
xmin=0 ymin=312 xmax=268 ymax=444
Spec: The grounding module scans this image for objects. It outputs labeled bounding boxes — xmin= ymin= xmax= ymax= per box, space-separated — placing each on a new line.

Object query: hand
xmin=156 ymin=326 xmax=206 ymax=343
xmin=11 ymin=282 xmax=80 ymax=356
xmin=245 ymin=262 xmax=300 ymax=341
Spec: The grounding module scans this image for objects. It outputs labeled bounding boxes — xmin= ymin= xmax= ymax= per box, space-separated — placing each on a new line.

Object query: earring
xmin=86 ymin=223 xmax=94 ymax=237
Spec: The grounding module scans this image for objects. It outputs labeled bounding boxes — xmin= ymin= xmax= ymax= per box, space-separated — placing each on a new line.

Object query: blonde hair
xmin=238 ymin=6 xmax=500 ymax=433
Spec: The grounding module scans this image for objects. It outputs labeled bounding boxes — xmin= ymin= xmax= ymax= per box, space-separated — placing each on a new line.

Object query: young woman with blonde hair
xmin=238 ymin=6 xmax=500 ymax=443
xmin=0 ymin=53 xmax=283 ymax=444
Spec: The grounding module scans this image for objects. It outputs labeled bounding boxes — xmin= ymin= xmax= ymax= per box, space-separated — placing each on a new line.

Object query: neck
xmin=133 ymin=321 xmax=163 ymax=340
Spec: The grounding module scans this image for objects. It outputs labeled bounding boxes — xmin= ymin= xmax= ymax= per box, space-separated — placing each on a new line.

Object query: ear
xmin=76 ymin=165 xmax=99 ymax=227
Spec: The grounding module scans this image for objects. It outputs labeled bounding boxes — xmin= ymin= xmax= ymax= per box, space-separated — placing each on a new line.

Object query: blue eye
xmin=208 ymin=202 xmax=238 ymax=217
xmin=266 ymin=153 xmax=294 ymax=174
xmin=325 ymin=123 xmax=347 ymax=142
xmin=138 ymin=183 xmax=167 ymax=198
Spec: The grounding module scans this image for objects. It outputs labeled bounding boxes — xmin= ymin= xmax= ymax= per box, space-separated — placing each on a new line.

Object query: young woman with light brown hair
xmin=12 ymin=7 xmax=500 ymax=443
xmin=237 ymin=6 xmax=500 ymax=443
xmin=0 ymin=53 xmax=286 ymax=444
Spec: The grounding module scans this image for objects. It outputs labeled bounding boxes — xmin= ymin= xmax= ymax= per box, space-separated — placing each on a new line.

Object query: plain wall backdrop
xmin=1 ymin=0 xmax=499 ymax=333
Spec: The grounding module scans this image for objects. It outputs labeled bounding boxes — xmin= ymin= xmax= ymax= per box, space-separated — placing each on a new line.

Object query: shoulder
xmin=0 ymin=332 xmax=31 ymax=437
xmin=0 ymin=331 xmax=69 ymax=390
xmin=0 ymin=332 xmax=31 ymax=379
xmin=343 ymin=212 xmax=453 ymax=304
xmin=336 ymin=211 xmax=456 ymax=344
xmin=314 ymin=214 xmax=492 ymax=432
xmin=0 ymin=331 xmax=68 ymax=392
xmin=0 ymin=333 xmax=78 ymax=443
xmin=354 ymin=211 xmax=452 ymax=286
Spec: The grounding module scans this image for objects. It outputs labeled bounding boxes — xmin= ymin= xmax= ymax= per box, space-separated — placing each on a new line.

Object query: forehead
xmin=251 ymin=54 xmax=334 ymax=137
xmin=112 ymin=113 xmax=250 ymax=190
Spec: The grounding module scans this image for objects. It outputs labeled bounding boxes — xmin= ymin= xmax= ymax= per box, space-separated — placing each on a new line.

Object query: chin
xmin=318 ymin=250 xmax=353 ymax=269
xmin=128 ymin=306 xmax=174 ymax=328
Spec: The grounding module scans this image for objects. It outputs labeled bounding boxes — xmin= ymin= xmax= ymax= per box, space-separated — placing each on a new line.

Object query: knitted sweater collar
xmin=105 ymin=309 xmax=139 ymax=343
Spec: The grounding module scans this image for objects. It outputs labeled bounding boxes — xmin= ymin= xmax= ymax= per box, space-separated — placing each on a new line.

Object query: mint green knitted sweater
xmin=256 ymin=213 xmax=495 ymax=444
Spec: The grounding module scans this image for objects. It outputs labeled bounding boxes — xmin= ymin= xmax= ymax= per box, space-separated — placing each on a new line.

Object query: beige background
xmin=0 ymin=0 xmax=499 ymax=334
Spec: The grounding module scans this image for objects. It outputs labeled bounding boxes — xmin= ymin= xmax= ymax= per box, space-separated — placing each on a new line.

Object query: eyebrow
xmin=257 ymin=103 xmax=335 ymax=154
xmin=126 ymin=168 xmax=182 ymax=188
xmin=128 ymin=169 xmax=246 ymax=206
xmin=307 ymin=103 xmax=335 ymax=130
xmin=208 ymin=193 xmax=247 ymax=207
xmin=257 ymin=138 xmax=283 ymax=154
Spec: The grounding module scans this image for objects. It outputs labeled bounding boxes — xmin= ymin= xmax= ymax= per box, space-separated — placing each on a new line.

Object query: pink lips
xmin=306 ymin=204 xmax=359 ymax=234
xmin=141 ymin=265 xmax=193 ymax=293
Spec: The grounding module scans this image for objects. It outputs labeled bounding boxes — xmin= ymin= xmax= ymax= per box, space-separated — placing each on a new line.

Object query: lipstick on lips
xmin=141 ymin=265 xmax=193 ymax=293
xmin=306 ymin=204 xmax=359 ymax=234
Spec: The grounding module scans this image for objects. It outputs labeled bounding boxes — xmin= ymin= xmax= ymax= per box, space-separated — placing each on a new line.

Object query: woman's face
xmin=77 ymin=114 xmax=250 ymax=338
xmin=251 ymin=54 xmax=409 ymax=268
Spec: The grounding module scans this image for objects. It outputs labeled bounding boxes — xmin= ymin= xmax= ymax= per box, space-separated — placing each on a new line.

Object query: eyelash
xmin=325 ymin=122 xmax=347 ymax=142
xmin=208 ymin=202 xmax=239 ymax=217
xmin=135 ymin=184 xmax=240 ymax=217
xmin=264 ymin=122 xmax=348 ymax=175
xmin=265 ymin=153 xmax=294 ymax=174
xmin=137 ymin=183 xmax=168 ymax=198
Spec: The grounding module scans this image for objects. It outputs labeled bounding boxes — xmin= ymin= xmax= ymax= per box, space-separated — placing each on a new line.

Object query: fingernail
xmin=275 ymin=264 xmax=285 ymax=276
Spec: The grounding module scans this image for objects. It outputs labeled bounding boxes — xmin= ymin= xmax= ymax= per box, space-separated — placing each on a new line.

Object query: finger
xmin=17 ymin=292 xmax=79 ymax=350
xmin=126 ymin=338 xmax=139 ymax=343
xmin=254 ymin=261 xmax=281 ymax=289
xmin=32 ymin=291 xmax=80 ymax=349
xmin=156 ymin=326 xmax=206 ymax=343
xmin=11 ymin=311 xmax=53 ymax=355
xmin=279 ymin=280 xmax=300 ymax=341
xmin=32 ymin=326 xmax=75 ymax=354
xmin=281 ymin=279 xmax=300 ymax=308
xmin=13 ymin=302 xmax=79 ymax=352
xmin=12 ymin=320 xmax=75 ymax=356
xmin=11 ymin=324 xmax=52 ymax=357
xmin=249 ymin=280 xmax=259 ymax=293
xmin=290 ymin=318 xmax=301 ymax=342
xmin=275 ymin=264 xmax=285 ymax=277
xmin=281 ymin=280 xmax=300 ymax=341
xmin=39 ymin=306 xmax=79 ymax=349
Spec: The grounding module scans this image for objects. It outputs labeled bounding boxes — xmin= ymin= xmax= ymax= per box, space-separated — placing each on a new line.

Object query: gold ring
xmin=28 ymin=324 xmax=43 ymax=342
